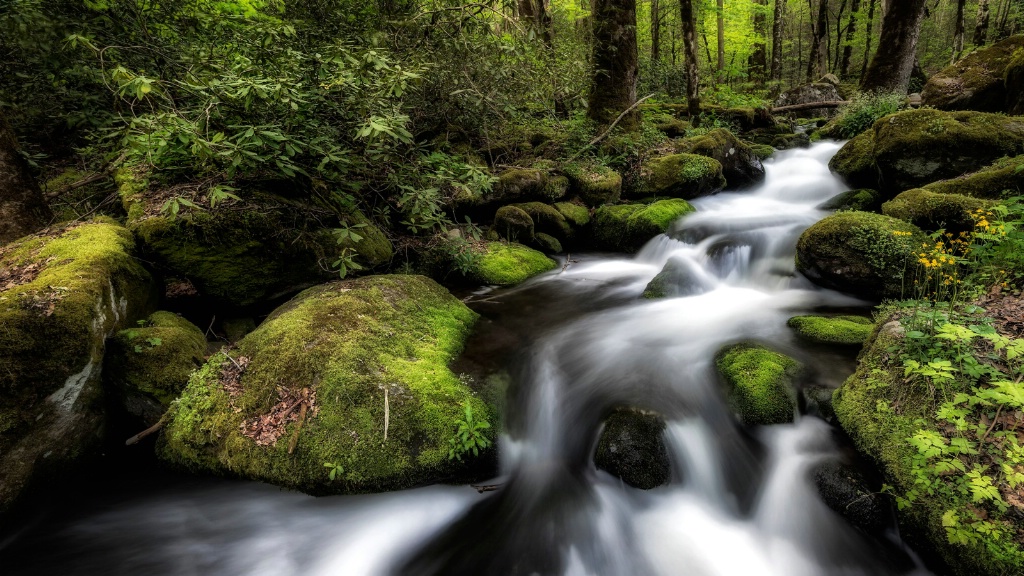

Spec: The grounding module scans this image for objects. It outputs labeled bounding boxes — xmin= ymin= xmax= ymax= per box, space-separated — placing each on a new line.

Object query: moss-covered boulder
xmin=0 ymin=221 xmax=155 ymax=516
xmin=787 ymin=315 xmax=874 ymax=346
xmin=512 ymin=202 xmax=572 ymax=241
xmin=533 ymin=232 xmax=562 ymax=254
xmin=1004 ymin=47 xmax=1024 ymax=115
xmin=882 ymin=188 xmax=993 ymax=233
xmin=563 ymin=162 xmax=622 ymax=206
xmin=105 ymin=311 xmax=207 ymax=424
xmin=675 ymin=128 xmax=766 ymax=188
xmin=554 ymin=201 xmax=591 ymax=228
xmin=921 ymin=154 xmax=1024 ymax=199
xmin=715 ymin=344 xmax=800 ymax=426
xmin=159 ymin=275 xmax=493 ymax=494
xmin=749 ymin=144 xmax=776 ymax=161
xmin=921 ymin=36 xmax=1024 ymax=112
xmin=796 ymin=212 xmax=927 ymax=300
xmin=594 ymin=409 xmax=670 ymax=490
xmin=818 ymin=189 xmax=883 ymax=212
xmin=632 ymin=154 xmax=726 ymax=200
xmin=469 ymin=242 xmax=556 ymax=286
xmin=492 ymin=205 xmax=535 ymax=243
xmin=592 ymin=199 xmax=696 ymax=253
xmin=479 ymin=168 xmax=567 ymax=208
xmin=829 ymin=110 xmax=1024 ymax=196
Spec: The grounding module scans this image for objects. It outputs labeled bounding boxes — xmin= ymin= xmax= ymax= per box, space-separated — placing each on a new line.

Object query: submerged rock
xmin=715 ymin=344 xmax=800 ymax=426
xmin=632 ymin=154 xmax=725 ymax=200
xmin=675 ymin=128 xmax=765 ymax=189
xmin=591 ymin=199 xmax=695 ymax=253
xmin=882 ymin=188 xmax=993 ymax=233
xmin=796 ymin=211 xmax=927 ymax=300
xmin=0 ymin=221 xmax=155 ymax=516
xmin=641 ymin=258 xmax=711 ymax=299
xmin=921 ymin=36 xmax=1024 ymax=112
xmin=594 ymin=409 xmax=671 ymax=490
xmin=787 ymin=315 xmax=874 ymax=347
xmin=814 ymin=461 xmax=889 ymax=535
xmin=159 ymin=275 xmax=493 ymax=495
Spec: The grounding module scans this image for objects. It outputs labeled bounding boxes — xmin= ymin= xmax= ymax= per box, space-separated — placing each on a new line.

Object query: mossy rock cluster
xmin=476 ymin=168 xmax=568 ymax=209
xmin=818 ymin=189 xmax=883 ymax=212
xmin=105 ymin=311 xmax=207 ymax=424
xmin=882 ymin=188 xmax=993 ymax=233
xmin=829 ymin=109 xmax=1024 ymax=197
xmin=771 ymin=132 xmax=811 ymax=150
xmin=715 ymin=344 xmax=800 ymax=426
xmin=632 ymin=154 xmax=726 ymax=200
xmin=591 ymin=199 xmax=695 ymax=253
xmin=159 ymin=275 xmax=494 ymax=495
xmin=674 ymin=128 xmax=765 ymax=189
xmin=594 ymin=409 xmax=671 ymax=490
xmin=796 ymin=211 xmax=927 ymax=301
xmin=921 ymin=36 xmax=1024 ymax=112
xmin=562 ymin=162 xmax=622 ymax=206
xmin=0 ymin=220 xmax=155 ymax=516
xmin=787 ymin=315 xmax=873 ymax=347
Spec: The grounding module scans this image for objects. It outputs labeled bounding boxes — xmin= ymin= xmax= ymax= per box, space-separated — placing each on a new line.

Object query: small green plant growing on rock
xmin=447 ymin=403 xmax=491 ymax=461
xmin=324 ymin=462 xmax=345 ymax=481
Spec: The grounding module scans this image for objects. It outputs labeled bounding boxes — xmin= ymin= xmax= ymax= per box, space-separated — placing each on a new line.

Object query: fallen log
xmin=770 ymin=100 xmax=850 ymax=113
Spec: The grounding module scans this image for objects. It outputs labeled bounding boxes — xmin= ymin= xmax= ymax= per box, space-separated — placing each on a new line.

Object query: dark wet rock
xmin=594 ymin=409 xmax=671 ymax=489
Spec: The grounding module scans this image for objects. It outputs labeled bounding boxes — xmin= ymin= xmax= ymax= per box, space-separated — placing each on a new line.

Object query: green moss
xmin=533 ymin=232 xmax=562 ymax=254
xmin=160 ymin=275 xmax=490 ymax=494
xmin=882 ymin=189 xmax=993 ymax=232
xmin=470 ymin=242 xmax=556 ymax=286
xmin=562 ymin=162 xmax=622 ymax=206
xmin=828 ymin=130 xmax=877 ymax=190
xmin=114 ymin=164 xmax=150 ymax=224
xmin=749 ymin=144 xmax=776 ymax=161
xmin=635 ymin=154 xmax=725 ymax=200
xmin=819 ymin=189 xmax=882 ymax=212
xmin=512 ymin=202 xmax=571 ymax=240
xmin=554 ymin=201 xmax=591 ymax=227
xmin=335 ymin=208 xmax=394 ymax=269
xmin=485 ymin=168 xmax=560 ymax=205
xmin=787 ymin=315 xmax=873 ymax=346
xmin=492 ymin=205 xmax=534 ymax=243
xmin=592 ymin=199 xmax=695 ymax=252
xmin=106 ymin=311 xmax=206 ymax=421
xmin=716 ymin=344 xmax=799 ymax=426
xmin=921 ymin=35 xmax=1024 ymax=111
xmin=796 ymin=211 xmax=928 ymax=300
xmin=648 ymin=113 xmax=689 ymax=137
xmin=923 ymin=155 xmax=1024 ymax=200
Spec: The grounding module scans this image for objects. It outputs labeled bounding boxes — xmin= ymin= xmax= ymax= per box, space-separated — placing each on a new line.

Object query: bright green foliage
xmin=820 ymin=92 xmax=905 ymax=139
xmin=787 ymin=315 xmax=874 ymax=346
xmin=160 ymin=274 xmax=491 ymax=494
xmin=716 ymin=343 xmax=800 ymax=426
xmin=447 ymin=403 xmax=492 ymax=462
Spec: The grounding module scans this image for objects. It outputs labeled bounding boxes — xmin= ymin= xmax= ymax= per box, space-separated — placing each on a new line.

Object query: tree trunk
xmin=860 ymin=0 xmax=928 ymax=93
xmin=679 ymin=0 xmax=702 ymax=120
xmin=807 ymin=0 xmax=830 ymax=81
xmin=975 ymin=0 xmax=991 ymax=46
xmin=536 ymin=0 xmax=553 ymax=46
xmin=750 ymin=0 xmax=769 ymax=82
xmin=861 ymin=0 xmax=876 ymax=79
xmin=832 ymin=0 xmax=847 ymax=73
xmin=952 ymin=0 xmax=966 ymax=64
xmin=770 ymin=0 xmax=786 ymax=81
xmin=840 ymin=0 xmax=860 ymax=77
xmin=716 ymin=0 xmax=726 ymax=73
xmin=588 ymin=0 xmax=640 ymax=129
xmin=0 ymin=113 xmax=50 ymax=245
xmin=651 ymin=0 xmax=661 ymax=63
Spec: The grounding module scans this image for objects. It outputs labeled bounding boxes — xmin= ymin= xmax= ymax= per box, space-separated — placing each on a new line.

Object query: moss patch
xmin=922 ymin=155 xmax=1024 ymax=200
xmin=592 ymin=199 xmax=695 ymax=253
xmin=921 ymin=35 xmax=1024 ymax=112
xmin=882 ymin=189 xmax=993 ymax=233
xmin=633 ymin=154 xmax=725 ymax=200
xmin=554 ymin=201 xmax=591 ymax=227
xmin=716 ymin=344 xmax=799 ymax=426
xmin=492 ymin=205 xmax=534 ymax=243
xmin=562 ymin=162 xmax=622 ymax=207
xmin=674 ymin=128 xmax=765 ymax=188
xmin=471 ymin=242 xmax=556 ymax=286
xmin=819 ymin=189 xmax=883 ymax=212
xmin=160 ymin=275 xmax=491 ymax=495
xmin=829 ymin=130 xmax=878 ymax=190
xmin=787 ymin=315 xmax=873 ymax=346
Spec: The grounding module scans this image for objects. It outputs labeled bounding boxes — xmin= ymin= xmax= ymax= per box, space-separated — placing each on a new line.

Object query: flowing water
xmin=0 ymin=142 xmax=936 ymax=576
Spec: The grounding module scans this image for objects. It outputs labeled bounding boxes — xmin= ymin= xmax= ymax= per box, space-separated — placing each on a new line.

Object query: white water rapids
xmin=0 ymin=142 xmax=936 ymax=576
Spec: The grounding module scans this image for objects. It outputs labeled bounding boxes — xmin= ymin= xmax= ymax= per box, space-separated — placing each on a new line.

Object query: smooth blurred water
xmin=0 ymin=142 xmax=935 ymax=576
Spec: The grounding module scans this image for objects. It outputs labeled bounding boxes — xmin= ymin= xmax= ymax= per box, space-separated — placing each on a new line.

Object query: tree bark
xmin=716 ymin=0 xmax=726 ymax=73
xmin=975 ymin=0 xmax=991 ymax=46
xmin=770 ymin=0 xmax=786 ymax=81
xmin=861 ymin=0 xmax=876 ymax=79
xmin=750 ymin=0 xmax=769 ymax=82
xmin=952 ymin=0 xmax=966 ymax=64
xmin=0 ymin=113 xmax=50 ymax=245
xmin=860 ymin=0 xmax=928 ymax=93
xmin=651 ymin=0 xmax=661 ymax=63
xmin=588 ymin=0 xmax=640 ymax=129
xmin=840 ymin=0 xmax=860 ymax=77
xmin=807 ymin=0 xmax=830 ymax=81
xmin=679 ymin=0 xmax=702 ymax=120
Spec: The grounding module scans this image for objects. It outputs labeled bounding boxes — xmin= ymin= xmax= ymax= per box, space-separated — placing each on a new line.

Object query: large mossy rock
xmin=105 ymin=311 xmax=206 ymax=424
xmin=675 ymin=128 xmax=766 ymax=189
xmin=492 ymin=205 xmax=535 ymax=243
xmin=159 ymin=275 xmax=493 ymax=495
xmin=796 ymin=212 xmax=928 ymax=300
xmin=0 ymin=221 xmax=155 ymax=516
xmin=921 ymin=154 xmax=1024 ymax=199
xmin=478 ymin=168 xmax=567 ymax=208
xmin=882 ymin=188 xmax=993 ymax=233
xmin=512 ymin=202 xmax=573 ymax=242
xmin=829 ymin=110 xmax=1024 ymax=196
xmin=787 ymin=315 xmax=873 ymax=347
xmin=1004 ymin=47 xmax=1024 ymax=115
xmin=594 ymin=409 xmax=671 ymax=490
xmin=117 ymin=168 xmax=389 ymax=307
xmin=562 ymin=162 xmax=622 ymax=206
xmin=592 ymin=199 xmax=695 ymax=253
xmin=715 ymin=344 xmax=800 ymax=426
xmin=921 ymin=36 xmax=1024 ymax=112
xmin=633 ymin=154 xmax=726 ymax=200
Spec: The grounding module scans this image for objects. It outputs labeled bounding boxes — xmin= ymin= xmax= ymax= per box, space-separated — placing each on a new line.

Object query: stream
xmin=0 ymin=141 xmax=936 ymax=576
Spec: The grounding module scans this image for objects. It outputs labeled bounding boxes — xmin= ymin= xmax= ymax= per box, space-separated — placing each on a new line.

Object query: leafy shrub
xmin=825 ymin=91 xmax=905 ymax=139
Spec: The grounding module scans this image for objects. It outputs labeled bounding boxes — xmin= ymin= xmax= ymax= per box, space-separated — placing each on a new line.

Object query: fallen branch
xmin=770 ymin=100 xmax=850 ymax=113
xmin=566 ymin=93 xmax=657 ymax=163
xmin=472 ymin=483 xmax=502 ymax=493
xmin=126 ymin=410 xmax=171 ymax=446
xmin=287 ymin=389 xmax=310 ymax=455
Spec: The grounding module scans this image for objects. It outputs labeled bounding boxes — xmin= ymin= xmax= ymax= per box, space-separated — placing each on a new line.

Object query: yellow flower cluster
xmin=891 ymin=230 xmax=915 ymax=237
xmin=973 ymin=208 xmax=1007 ymax=237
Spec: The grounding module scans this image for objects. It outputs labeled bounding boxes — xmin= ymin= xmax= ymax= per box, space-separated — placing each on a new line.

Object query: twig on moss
xmin=566 ymin=93 xmax=657 ymax=163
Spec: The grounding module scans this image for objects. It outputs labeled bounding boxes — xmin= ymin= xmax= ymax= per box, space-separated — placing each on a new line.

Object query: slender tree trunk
xmin=770 ymin=0 xmax=786 ymax=81
xmin=679 ymin=0 xmax=702 ymax=120
xmin=536 ymin=0 xmax=553 ymax=46
xmin=651 ymin=0 xmax=661 ymax=63
xmin=588 ymin=0 xmax=640 ymax=129
xmin=750 ymin=0 xmax=769 ymax=83
xmin=832 ymin=0 xmax=847 ymax=72
xmin=860 ymin=0 xmax=928 ymax=93
xmin=952 ymin=0 xmax=966 ymax=64
xmin=975 ymin=0 xmax=991 ymax=46
xmin=716 ymin=0 xmax=725 ymax=73
xmin=840 ymin=0 xmax=860 ymax=77
xmin=861 ymin=0 xmax=876 ymax=80
xmin=0 ymin=113 xmax=51 ymax=245
xmin=807 ymin=0 xmax=830 ymax=81
xmin=996 ymin=0 xmax=1012 ymax=40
